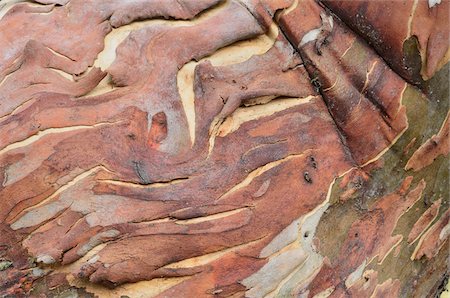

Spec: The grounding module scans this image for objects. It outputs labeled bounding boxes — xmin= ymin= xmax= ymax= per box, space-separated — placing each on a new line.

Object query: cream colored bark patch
xmin=10 ymin=166 xmax=108 ymax=230
xmin=177 ymin=23 xmax=278 ymax=145
xmin=345 ymin=260 xmax=367 ymax=288
xmin=244 ymin=177 xmax=341 ymax=297
xmin=299 ymin=13 xmax=333 ymax=47
xmin=259 ymin=219 xmax=300 ymax=258
xmin=242 ymin=248 xmax=307 ymax=298
xmin=217 ymin=96 xmax=313 ymax=137
xmin=428 ymin=0 xmax=441 ymax=8
xmin=68 ymin=274 xmax=190 ymax=298
xmin=164 ymin=237 xmax=263 ymax=269
xmin=0 ymin=0 xmax=26 ymax=20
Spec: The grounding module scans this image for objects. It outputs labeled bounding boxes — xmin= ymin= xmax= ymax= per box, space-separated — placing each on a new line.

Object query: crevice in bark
xmin=275 ymin=27 xmax=357 ymax=167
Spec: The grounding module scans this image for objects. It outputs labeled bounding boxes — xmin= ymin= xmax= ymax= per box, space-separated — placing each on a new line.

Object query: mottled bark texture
xmin=0 ymin=0 xmax=448 ymax=297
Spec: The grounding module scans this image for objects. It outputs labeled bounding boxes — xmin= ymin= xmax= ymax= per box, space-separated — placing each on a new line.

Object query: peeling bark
xmin=405 ymin=111 xmax=449 ymax=171
xmin=0 ymin=0 xmax=448 ymax=297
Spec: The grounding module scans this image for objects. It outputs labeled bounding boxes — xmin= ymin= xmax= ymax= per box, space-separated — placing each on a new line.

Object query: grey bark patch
xmin=32 ymin=267 xmax=46 ymax=277
xmin=0 ymin=260 xmax=13 ymax=271
xmin=252 ymin=179 xmax=271 ymax=198
xmin=77 ymin=229 xmax=121 ymax=257
xmin=36 ymin=254 xmax=56 ymax=264
xmin=132 ymin=160 xmax=150 ymax=184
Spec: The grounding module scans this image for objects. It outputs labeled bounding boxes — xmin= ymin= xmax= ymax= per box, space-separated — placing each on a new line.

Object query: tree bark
xmin=0 ymin=0 xmax=448 ymax=297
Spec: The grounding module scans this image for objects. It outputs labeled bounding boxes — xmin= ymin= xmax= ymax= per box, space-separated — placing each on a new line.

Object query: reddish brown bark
xmin=0 ymin=0 xmax=448 ymax=297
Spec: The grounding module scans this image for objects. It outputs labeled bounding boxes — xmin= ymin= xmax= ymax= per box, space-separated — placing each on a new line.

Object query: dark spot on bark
xmin=304 ymin=171 xmax=312 ymax=183
xmin=354 ymin=179 xmax=363 ymax=189
xmin=309 ymin=156 xmax=318 ymax=169
xmin=311 ymin=77 xmax=322 ymax=92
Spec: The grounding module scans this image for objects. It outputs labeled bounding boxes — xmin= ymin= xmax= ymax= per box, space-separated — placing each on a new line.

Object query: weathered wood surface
xmin=0 ymin=0 xmax=448 ymax=297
